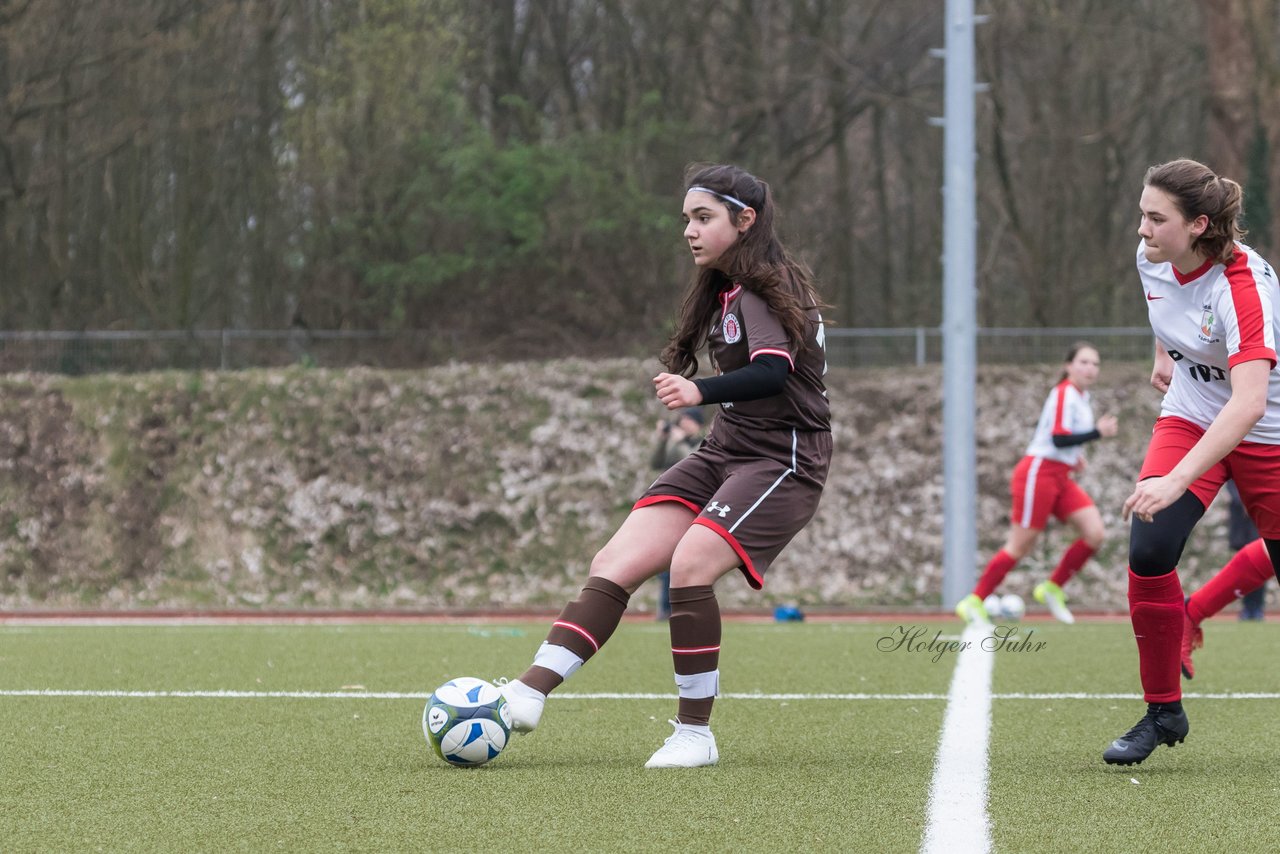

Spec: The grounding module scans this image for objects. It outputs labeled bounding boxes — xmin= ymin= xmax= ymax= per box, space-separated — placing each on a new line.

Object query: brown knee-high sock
xmin=668 ymin=585 xmax=720 ymax=726
xmin=519 ymin=576 xmax=630 ymax=695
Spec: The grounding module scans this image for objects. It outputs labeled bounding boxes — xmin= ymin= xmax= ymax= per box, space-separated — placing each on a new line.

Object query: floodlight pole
xmin=940 ymin=0 xmax=977 ymax=610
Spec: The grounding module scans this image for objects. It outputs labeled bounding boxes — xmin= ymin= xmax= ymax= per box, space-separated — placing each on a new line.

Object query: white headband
xmin=687 ymin=186 xmax=749 ymax=210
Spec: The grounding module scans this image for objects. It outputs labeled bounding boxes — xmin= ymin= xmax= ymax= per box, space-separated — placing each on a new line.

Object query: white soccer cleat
xmin=1034 ymin=581 xmax=1075 ymax=625
xmin=955 ymin=593 xmax=991 ymax=626
xmin=644 ymin=719 xmax=719 ymax=768
xmin=497 ymin=678 xmax=545 ymax=734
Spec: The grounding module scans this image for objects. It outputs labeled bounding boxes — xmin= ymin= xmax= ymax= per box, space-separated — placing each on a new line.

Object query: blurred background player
xmin=1179 ymin=481 xmax=1272 ymax=679
xmin=1104 ymin=159 xmax=1280 ymax=766
xmin=500 ymin=163 xmax=831 ymax=769
xmin=650 ymin=407 xmax=707 ymax=620
xmin=956 ymin=342 xmax=1118 ymax=625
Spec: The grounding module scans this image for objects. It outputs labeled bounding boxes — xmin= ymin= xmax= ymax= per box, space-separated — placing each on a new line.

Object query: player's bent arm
xmin=1164 ymin=359 xmax=1271 ymax=490
xmin=652 ymin=372 xmax=702 ymax=409
xmin=693 ymin=354 xmax=789 ymax=405
xmin=1051 ymin=429 xmax=1102 ymax=448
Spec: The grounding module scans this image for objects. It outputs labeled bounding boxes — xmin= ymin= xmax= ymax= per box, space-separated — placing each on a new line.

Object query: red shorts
xmin=1009 ymin=455 xmax=1093 ymax=529
xmin=1139 ymin=416 xmax=1280 ymax=537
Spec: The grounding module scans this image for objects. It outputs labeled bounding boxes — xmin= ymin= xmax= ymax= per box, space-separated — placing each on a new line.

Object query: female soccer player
xmin=1103 ymin=158 xmax=1280 ymax=766
xmin=955 ymin=343 xmax=1118 ymax=625
xmin=500 ymin=164 xmax=831 ymax=768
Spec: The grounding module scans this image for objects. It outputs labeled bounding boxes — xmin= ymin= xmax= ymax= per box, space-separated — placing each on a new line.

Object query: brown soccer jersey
xmin=706 ymin=284 xmax=830 ymax=432
xmin=636 ymin=282 xmax=832 ymax=587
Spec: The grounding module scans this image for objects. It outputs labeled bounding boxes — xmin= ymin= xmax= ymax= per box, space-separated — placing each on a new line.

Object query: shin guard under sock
xmin=1129 ymin=568 xmax=1184 ymax=703
xmin=1187 ymin=539 xmax=1273 ymax=624
xmin=520 ymin=576 xmax=630 ymax=695
xmin=668 ymin=585 xmax=720 ymax=726
xmin=974 ymin=550 xmax=1018 ymax=599
xmin=1049 ymin=539 xmax=1095 ymax=587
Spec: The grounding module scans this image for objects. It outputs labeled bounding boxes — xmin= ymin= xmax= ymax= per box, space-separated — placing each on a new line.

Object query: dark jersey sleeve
xmin=694 ymin=355 xmax=789 ymax=405
xmin=1051 ymin=429 xmax=1101 ymax=448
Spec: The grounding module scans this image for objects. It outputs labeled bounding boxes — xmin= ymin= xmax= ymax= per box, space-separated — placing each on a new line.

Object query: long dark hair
xmin=660 ymin=163 xmax=828 ymax=377
xmin=1144 ymin=159 xmax=1245 ymax=265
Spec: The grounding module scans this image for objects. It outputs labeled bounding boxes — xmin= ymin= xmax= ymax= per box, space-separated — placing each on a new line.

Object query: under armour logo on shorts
xmin=706 ymin=501 xmax=732 ymax=518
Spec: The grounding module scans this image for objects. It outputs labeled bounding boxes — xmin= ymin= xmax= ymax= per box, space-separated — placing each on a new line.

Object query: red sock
xmin=974 ymin=550 xmax=1017 ymax=599
xmin=1048 ymin=539 xmax=1095 ymax=587
xmin=1128 ymin=568 xmax=1184 ymax=703
xmin=1187 ymin=539 xmax=1274 ymax=624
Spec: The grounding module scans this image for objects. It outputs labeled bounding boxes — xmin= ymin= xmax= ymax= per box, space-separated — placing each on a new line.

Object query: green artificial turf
xmin=2 ymin=618 xmax=1279 ymax=852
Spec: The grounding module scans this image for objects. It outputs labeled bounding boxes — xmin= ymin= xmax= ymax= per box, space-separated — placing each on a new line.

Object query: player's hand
xmin=652 ymin=372 xmax=703 ymax=410
xmin=1096 ymin=414 xmax=1118 ymax=437
xmin=1151 ymin=356 xmax=1174 ymax=393
xmin=1073 ymin=456 xmax=1088 ymax=474
xmin=1122 ymin=475 xmax=1184 ymax=523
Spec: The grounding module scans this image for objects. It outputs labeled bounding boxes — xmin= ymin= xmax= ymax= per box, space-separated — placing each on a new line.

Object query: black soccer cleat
xmin=1102 ymin=703 xmax=1190 ymax=766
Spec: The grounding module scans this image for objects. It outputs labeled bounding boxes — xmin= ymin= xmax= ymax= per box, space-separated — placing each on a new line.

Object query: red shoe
xmin=1180 ymin=600 xmax=1203 ymax=680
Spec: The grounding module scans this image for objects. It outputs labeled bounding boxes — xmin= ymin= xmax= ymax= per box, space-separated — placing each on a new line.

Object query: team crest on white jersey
xmin=1199 ymin=308 xmax=1218 ymax=342
xmin=722 ymin=313 xmax=742 ymax=343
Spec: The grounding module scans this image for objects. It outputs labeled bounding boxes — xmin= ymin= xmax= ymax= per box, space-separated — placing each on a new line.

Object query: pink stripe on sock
xmin=672 ymin=645 xmax=721 ymax=655
xmin=552 ymin=620 xmax=599 ymax=652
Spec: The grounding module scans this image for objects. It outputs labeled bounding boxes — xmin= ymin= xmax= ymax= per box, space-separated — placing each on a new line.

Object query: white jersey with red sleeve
xmin=1024 ymin=379 xmax=1095 ymax=465
xmin=1137 ymin=241 xmax=1280 ymax=443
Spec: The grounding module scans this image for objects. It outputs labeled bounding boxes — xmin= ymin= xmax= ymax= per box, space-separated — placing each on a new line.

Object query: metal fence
xmin=823 ymin=326 xmax=1155 ymax=369
xmin=0 ymin=327 xmax=1157 ymax=375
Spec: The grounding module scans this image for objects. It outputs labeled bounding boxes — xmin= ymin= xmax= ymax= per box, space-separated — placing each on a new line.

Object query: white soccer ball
xmin=1000 ymin=593 xmax=1026 ymax=621
xmin=983 ymin=593 xmax=1005 ymax=620
xmin=423 ymin=677 xmax=512 ymax=767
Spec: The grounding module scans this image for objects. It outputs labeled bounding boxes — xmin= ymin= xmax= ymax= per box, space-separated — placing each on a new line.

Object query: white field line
xmin=1 ymin=689 xmax=1278 ymax=700
xmin=920 ymin=621 xmax=995 ymax=854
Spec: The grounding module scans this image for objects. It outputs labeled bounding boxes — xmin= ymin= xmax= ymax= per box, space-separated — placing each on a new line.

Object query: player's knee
xmin=1127 ymin=490 xmax=1203 ymax=576
xmin=587 ymin=550 xmax=644 ymax=594
xmin=667 ymin=559 xmax=720 ymax=588
xmin=1002 ymin=529 xmax=1037 ymax=560
xmin=1003 ymin=542 xmax=1030 ymax=561
xmin=1128 ymin=535 xmax=1179 ymax=576
xmin=1083 ymin=527 xmax=1105 ymax=550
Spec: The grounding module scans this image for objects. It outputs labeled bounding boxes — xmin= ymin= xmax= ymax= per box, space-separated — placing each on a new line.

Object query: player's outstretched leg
xmin=1102 ymin=702 xmax=1189 ymax=765
xmin=498 ymin=678 xmax=547 ymax=732
xmin=1180 ymin=599 xmax=1203 ymax=680
xmin=501 ymin=576 xmax=631 ymax=733
xmin=1181 ymin=539 xmax=1273 ymax=679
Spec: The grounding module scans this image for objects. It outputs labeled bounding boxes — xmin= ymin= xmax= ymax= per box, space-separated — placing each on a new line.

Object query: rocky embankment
xmin=0 ymin=359 xmax=1239 ymax=613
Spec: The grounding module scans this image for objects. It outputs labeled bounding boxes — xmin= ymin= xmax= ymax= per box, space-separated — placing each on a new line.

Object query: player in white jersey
xmin=955 ymin=343 xmax=1118 ymax=625
xmin=1104 ymin=159 xmax=1280 ymax=767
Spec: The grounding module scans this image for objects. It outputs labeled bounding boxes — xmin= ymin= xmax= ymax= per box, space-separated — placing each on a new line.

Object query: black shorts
xmin=635 ymin=418 xmax=832 ymax=588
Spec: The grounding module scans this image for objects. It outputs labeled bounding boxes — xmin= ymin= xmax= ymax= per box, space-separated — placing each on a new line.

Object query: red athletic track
xmin=0 ymin=609 xmax=1133 ymax=624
